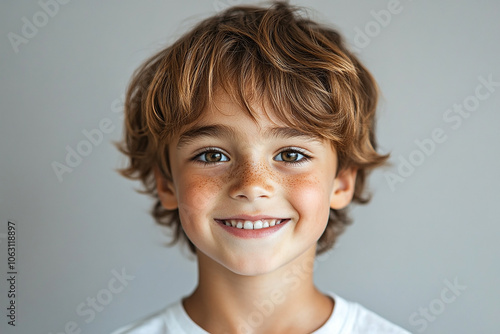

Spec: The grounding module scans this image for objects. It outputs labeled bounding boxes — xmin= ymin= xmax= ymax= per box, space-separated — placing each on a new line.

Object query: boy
xmin=112 ymin=1 xmax=411 ymax=333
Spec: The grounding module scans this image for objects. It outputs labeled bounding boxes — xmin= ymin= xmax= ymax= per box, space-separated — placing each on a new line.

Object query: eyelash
xmin=274 ymin=147 xmax=312 ymax=165
xmin=191 ymin=147 xmax=312 ymax=166
xmin=191 ymin=147 xmax=229 ymax=165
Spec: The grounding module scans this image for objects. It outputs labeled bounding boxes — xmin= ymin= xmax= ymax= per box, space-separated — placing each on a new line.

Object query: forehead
xmin=175 ymin=87 xmax=277 ymax=137
xmin=174 ymin=90 xmax=326 ymax=149
xmin=203 ymin=89 xmax=279 ymax=126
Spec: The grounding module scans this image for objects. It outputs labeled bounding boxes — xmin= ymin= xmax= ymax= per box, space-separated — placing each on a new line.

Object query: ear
xmin=330 ymin=167 xmax=357 ymax=210
xmin=153 ymin=166 xmax=178 ymax=210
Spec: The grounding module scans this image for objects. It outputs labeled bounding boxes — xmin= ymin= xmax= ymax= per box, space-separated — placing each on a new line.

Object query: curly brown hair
xmin=115 ymin=1 xmax=389 ymax=255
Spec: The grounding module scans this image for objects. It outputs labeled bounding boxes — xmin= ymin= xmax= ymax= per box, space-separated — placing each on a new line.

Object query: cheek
xmin=286 ymin=175 xmax=328 ymax=203
xmin=285 ymin=175 xmax=332 ymax=226
xmin=177 ymin=175 xmax=224 ymax=227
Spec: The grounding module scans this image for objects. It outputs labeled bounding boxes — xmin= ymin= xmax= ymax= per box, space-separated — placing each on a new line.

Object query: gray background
xmin=1 ymin=0 xmax=499 ymax=333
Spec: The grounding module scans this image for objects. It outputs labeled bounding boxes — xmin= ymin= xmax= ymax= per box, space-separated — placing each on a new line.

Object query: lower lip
xmin=215 ymin=219 xmax=290 ymax=239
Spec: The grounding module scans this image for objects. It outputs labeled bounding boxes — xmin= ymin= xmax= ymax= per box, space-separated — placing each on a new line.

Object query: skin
xmin=155 ymin=91 xmax=357 ymax=333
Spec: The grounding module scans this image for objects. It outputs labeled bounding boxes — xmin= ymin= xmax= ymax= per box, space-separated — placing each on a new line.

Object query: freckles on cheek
xmin=286 ymin=175 xmax=325 ymax=202
xmin=177 ymin=175 xmax=223 ymax=223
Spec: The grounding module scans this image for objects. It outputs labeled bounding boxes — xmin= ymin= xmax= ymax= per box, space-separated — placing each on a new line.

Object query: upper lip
xmin=216 ymin=215 xmax=288 ymax=221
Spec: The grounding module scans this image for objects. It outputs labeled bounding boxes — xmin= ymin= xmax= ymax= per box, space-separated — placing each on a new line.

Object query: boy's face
xmin=155 ymin=91 xmax=357 ymax=276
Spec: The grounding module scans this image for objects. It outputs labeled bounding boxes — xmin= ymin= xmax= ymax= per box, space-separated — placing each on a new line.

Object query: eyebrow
xmin=266 ymin=127 xmax=322 ymax=143
xmin=176 ymin=124 xmax=321 ymax=149
xmin=176 ymin=125 xmax=237 ymax=149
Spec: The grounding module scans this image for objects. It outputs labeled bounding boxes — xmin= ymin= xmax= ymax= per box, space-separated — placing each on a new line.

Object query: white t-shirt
xmin=111 ymin=292 xmax=412 ymax=334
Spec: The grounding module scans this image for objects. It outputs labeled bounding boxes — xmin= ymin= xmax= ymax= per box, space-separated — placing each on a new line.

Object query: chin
xmin=224 ymin=261 xmax=279 ymax=277
xmin=217 ymin=251 xmax=296 ymax=277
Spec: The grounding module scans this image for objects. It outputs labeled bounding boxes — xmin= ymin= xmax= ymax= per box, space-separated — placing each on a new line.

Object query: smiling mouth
xmin=215 ymin=219 xmax=290 ymax=230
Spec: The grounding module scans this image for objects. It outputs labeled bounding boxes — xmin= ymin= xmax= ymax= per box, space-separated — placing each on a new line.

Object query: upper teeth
xmin=222 ymin=219 xmax=284 ymax=229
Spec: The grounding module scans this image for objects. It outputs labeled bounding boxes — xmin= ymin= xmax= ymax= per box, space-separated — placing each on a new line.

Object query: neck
xmin=183 ymin=246 xmax=334 ymax=334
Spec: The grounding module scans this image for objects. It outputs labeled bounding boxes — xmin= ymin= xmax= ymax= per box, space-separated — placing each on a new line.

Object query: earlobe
xmin=330 ymin=167 xmax=357 ymax=210
xmin=153 ymin=166 xmax=178 ymax=210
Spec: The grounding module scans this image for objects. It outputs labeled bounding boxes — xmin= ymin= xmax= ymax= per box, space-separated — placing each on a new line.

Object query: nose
xmin=228 ymin=161 xmax=275 ymax=202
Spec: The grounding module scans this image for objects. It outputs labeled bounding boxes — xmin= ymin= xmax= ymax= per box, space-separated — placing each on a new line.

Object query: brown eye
xmin=274 ymin=149 xmax=310 ymax=164
xmin=195 ymin=150 xmax=229 ymax=164
xmin=281 ymin=151 xmax=299 ymax=162
xmin=206 ymin=152 xmax=222 ymax=162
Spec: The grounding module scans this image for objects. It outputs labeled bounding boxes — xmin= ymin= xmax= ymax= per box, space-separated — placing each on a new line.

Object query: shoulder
xmin=316 ymin=292 xmax=413 ymax=334
xmin=110 ymin=299 xmax=197 ymax=334
xmin=349 ymin=301 xmax=412 ymax=334
xmin=110 ymin=305 xmax=169 ymax=334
